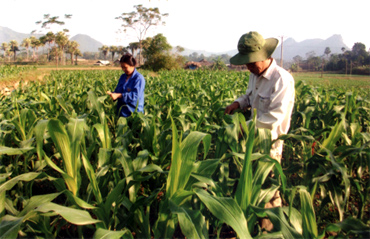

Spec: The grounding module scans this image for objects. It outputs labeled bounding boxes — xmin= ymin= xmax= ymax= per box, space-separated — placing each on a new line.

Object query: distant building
xmin=185 ymin=59 xmax=213 ymax=70
xmin=94 ymin=60 xmax=110 ymax=66
xmin=114 ymin=59 xmax=121 ymax=66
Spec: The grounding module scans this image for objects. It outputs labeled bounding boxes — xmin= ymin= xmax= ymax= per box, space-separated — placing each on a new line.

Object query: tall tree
xmin=33 ymin=14 xmax=72 ymax=65
xmin=9 ymin=40 xmax=20 ymax=61
xmin=128 ymin=42 xmax=139 ymax=57
xmin=143 ymin=33 xmax=172 ymax=56
xmin=117 ymin=46 xmax=129 ymax=57
xmin=7 ymin=50 xmax=13 ymax=62
xmin=40 ymin=32 xmax=55 ymax=61
xmin=351 ymin=42 xmax=368 ymax=66
xmin=29 ymin=36 xmax=42 ymax=60
xmin=1 ymin=42 xmax=8 ymax=58
xmin=49 ymin=46 xmax=63 ymax=67
xmin=109 ymin=45 xmax=118 ymax=62
xmin=293 ymin=55 xmax=303 ymax=64
xmin=21 ymin=38 xmax=32 ymax=61
xmin=55 ymin=31 xmax=69 ymax=65
xmin=99 ymin=45 xmax=109 ymax=60
xmin=116 ymin=5 xmax=168 ymax=65
xmin=74 ymin=49 xmax=82 ymax=65
xmin=175 ymin=46 xmax=185 ymax=54
xmin=66 ymin=40 xmax=80 ymax=65
xmin=34 ymin=14 xmax=72 ymax=34
xmin=141 ymin=33 xmax=183 ymax=71
xmin=324 ymin=47 xmax=331 ymax=59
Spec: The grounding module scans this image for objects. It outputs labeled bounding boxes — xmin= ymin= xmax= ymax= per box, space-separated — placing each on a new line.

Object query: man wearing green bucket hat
xmin=225 ymin=31 xmax=295 ymax=232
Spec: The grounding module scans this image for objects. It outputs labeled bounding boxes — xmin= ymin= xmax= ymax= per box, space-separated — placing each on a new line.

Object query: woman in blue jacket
xmin=107 ymin=54 xmax=145 ymax=117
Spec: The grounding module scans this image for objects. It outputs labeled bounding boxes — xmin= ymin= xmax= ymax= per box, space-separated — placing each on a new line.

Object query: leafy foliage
xmin=0 ymin=69 xmax=369 ymax=238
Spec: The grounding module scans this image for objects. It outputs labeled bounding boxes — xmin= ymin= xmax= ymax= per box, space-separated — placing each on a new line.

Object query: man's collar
xmin=260 ymin=59 xmax=276 ymax=80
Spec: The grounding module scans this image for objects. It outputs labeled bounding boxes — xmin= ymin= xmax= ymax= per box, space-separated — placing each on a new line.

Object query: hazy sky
xmin=2 ymin=0 xmax=370 ymax=53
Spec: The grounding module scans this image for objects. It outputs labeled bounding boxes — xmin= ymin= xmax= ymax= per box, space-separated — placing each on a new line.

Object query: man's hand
xmin=224 ymin=101 xmax=240 ymax=115
xmin=107 ymin=91 xmax=122 ymax=101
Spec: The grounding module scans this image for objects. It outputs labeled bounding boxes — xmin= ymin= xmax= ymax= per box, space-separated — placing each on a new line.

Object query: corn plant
xmin=0 ymin=69 xmax=369 ymax=238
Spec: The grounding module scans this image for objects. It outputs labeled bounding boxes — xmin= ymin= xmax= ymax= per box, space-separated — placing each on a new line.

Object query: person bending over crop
xmin=107 ymin=54 xmax=145 ymax=117
xmin=224 ymin=31 xmax=295 ymax=231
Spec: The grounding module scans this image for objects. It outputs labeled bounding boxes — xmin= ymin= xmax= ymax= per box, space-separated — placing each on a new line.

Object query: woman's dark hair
xmin=120 ymin=54 xmax=136 ymax=67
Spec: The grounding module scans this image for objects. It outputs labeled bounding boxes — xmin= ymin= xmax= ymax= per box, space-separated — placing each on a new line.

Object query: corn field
xmin=0 ymin=68 xmax=369 ymax=238
xmin=0 ymin=65 xmax=36 ymax=80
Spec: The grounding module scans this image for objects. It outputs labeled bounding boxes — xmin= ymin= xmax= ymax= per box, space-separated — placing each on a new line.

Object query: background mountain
xmin=0 ymin=26 xmax=42 ymax=45
xmin=69 ymin=34 xmax=103 ymax=53
xmin=0 ymin=26 xmax=103 ymax=53
xmin=1 ymin=26 xmax=350 ymax=61
xmin=271 ymin=34 xmax=349 ymax=61
xmin=183 ymin=35 xmax=350 ymax=62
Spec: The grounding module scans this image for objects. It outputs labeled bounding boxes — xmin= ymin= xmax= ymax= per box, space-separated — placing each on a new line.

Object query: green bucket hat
xmin=230 ymin=31 xmax=279 ymax=65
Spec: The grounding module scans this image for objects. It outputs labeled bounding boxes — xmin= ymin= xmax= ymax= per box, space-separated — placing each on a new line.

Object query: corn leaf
xmin=0 ymin=213 xmax=36 ymax=239
xmin=93 ymin=228 xmax=133 ymax=239
xmin=35 ymin=202 xmax=100 ymax=225
xmin=169 ymin=200 xmax=208 ymax=239
xmin=194 ymin=188 xmax=252 ymax=239
xmin=18 ymin=192 xmax=62 ymax=217
xmin=81 ymin=152 xmax=103 ymax=204
xmin=48 ymin=119 xmax=73 ymax=176
xmin=235 ymin=111 xmax=256 ymax=214
xmin=298 ymin=187 xmax=318 ymax=238
xmin=34 ymin=119 xmax=49 ymax=160
xmin=166 ymin=116 xmax=182 ymax=198
xmin=321 ymin=119 xmax=345 ymax=152
xmin=252 ymin=206 xmax=302 ymax=239
xmin=0 ymin=146 xmax=34 ymax=155
xmin=0 ymin=172 xmax=41 ymax=194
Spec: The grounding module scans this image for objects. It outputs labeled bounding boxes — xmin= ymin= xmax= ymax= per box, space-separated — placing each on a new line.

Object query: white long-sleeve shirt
xmin=235 ymin=59 xmax=295 ymax=160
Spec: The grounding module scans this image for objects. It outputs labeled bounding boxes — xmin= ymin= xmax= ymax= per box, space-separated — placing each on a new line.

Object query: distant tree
xmin=291 ymin=55 xmax=303 ymax=72
xmin=66 ymin=40 xmax=80 ymax=65
xmin=311 ymin=56 xmax=322 ymax=71
xmin=190 ymin=52 xmax=199 ymax=61
xmin=33 ymin=14 xmax=72 ymax=34
xmin=1 ymin=42 xmax=8 ymax=58
xmin=219 ymin=54 xmax=231 ymax=64
xmin=175 ymin=46 xmax=184 ymax=54
xmin=211 ymin=57 xmax=227 ymax=70
xmin=142 ymin=33 xmax=182 ymax=71
xmin=83 ymin=52 xmax=99 ymax=60
xmin=34 ymin=14 xmax=72 ymax=65
xmin=117 ymin=46 xmax=129 ymax=58
xmin=74 ymin=49 xmax=82 ymax=65
xmin=29 ymin=36 xmax=40 ymax=60
xmin=324 ymin=47 xmax=331 ymax=59
xmin=21 ymin=38 xmax=32 ymax=61
xmin=116 ymin=5 xmax=168 ymax=65
xmin=109 ymin=46 xmax=118 ymax=62
xmin=99 ymin=45 xmax=109 ymax=60
xmin=143 ymin=34 xmax=171 ymax=55
xmin=351 ymin=42 xmax=368 ymax=66
xmin=55 ymin=31 xmax=69 ymax=65
xmin=9 ymin=40 xmax=20 ymax=61
xmin=7 ymin=50 xmax=13 ymax=62
xmin=128 ymin=42 xmax=140 ymax=58
xmin=290 ymin=63 xmax=299 ymax=72
xmin=325 ymin=54 xmax=342 ymax=71
xmin=293 ymin=55 xmax=302 ymax=64
xmin=40 ymin=32 xmax=56 ymax=61
xmin=49 ymin=46 xmax=62 ymax=64
xmin=305 ymin=51 xmax=316 ymax=59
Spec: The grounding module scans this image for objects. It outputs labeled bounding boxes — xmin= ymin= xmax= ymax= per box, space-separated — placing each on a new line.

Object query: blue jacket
xmin=114 ymin=69 xmax=145 ymax=117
